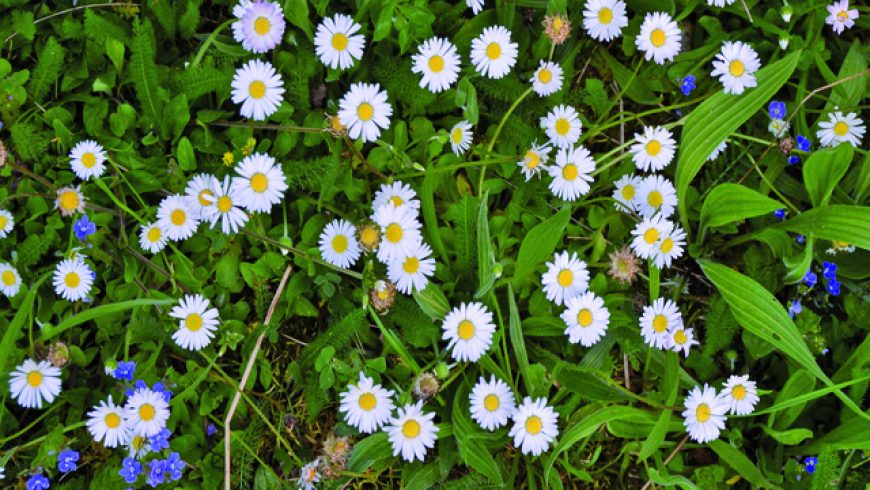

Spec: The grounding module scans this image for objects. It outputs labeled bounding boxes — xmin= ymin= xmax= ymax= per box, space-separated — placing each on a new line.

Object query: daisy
xmin=387 ymin=242 xmax=436 ymax=294
xmin=540 ymin=104 xmax=582 ymax=149
xmin=0 ymin=262 xmax=21 ymax=298
xmin=583 ymin=0 xmax=629 ymax=42
xmin=386 ymin=401 xmax=439 ymax=462
xmin=411 ymin=37 xmax=461 ymax=93
xmin=139 ymin=221 xmax=168 ymax=254
xmin=768 ymin=118 xmax=790 ymax=138
xmin=339 ymin=372 xmax=396 ymax=433
xmin=508 ymin=397 xmax=559 ymax=456
xmin=636 ymin=174 xmax=677 ymax=218
xmin=449 ymin=120 xmax=473 ymax=155
xmin=719 ymin=375 xmax=760 ymax=415
xmin=357 ymin=222 xmax=381 ymax=252
xmin=612 ymin=174 xmax=641 ymax=212
xmin=319 ymin=219 xmax=362 ymax=269
xmin=184 ymin=173 xmax=220 ymax=219
xmin=201 ymin=176 xmax=249 ymax=235
xmin=518 ymin=142 xmax=552 ymax=180
xmin=708 ymin=141 xmax=728 ymax=161
xmin=372 ymin=181 xmax=420 ymax=215
xmin=442 ymin=302 xmax=495 ymax=362
xmin=666 ymin=326 xmax=699 ymax=357
xmin=817 ymin=111 xmax=865 ymax=148
xmin=467 ymin=0 xmax=484 ymax=14
xmin=710 ymin=41 xmax=761 ymax=95
xmin=470 ymin=25 xmax=518 ymax=79
xmin=53 ymin=257 xmax=93 ymax=301
xmin=87 ymin=396 xmax=132 ymax=448
xmin=231 ymin=152 xmax=288 ymax=213
xmin=682 ymin=384 xmax=728 ymax=443
xmin=55 ymin=185 xmax=86 ymax=217
xmin=826 ymin=1 xmax=858 ymax=34
xmin=652 ymin=225 xmax=686 ymax=269
xmin=636 ymin=12 xmax=682 ymax=65
xmin=124 ymin=387 xmax=171 ymax=437
xmin=232 ymin=0 xmax=285 ymax=53
xmin=531 ymin=61 xmax=564 ymax=97
xmin=707 ymin=0 xmax=736 ymax=6
xmin=69 ymin=140 xmax=107 ymax=180
xmin=314 ymin=13 xmax=365 ymax=70
xmin=0 ymin=209 xmax=12 ymax=238
xmin=541 ymin=250 xmax=590 ymax=306
xmin=157 ymin=195 xmax=200 ymax=241
xmin=630 ymin=215 xmax=674 ymax=259
xmin=298 ymin=461 xmax=320 ymax=490
xmin=231 ymin=59 xmax=285 ymax=121
xmin=8 ymin=359 xmax=62 ymax=409
xmin=548 ymin=145 xmax=596 ymax=201
xmin=631 ymin=126 xmax=676 ymax=172
xmin=469 ymin=375 xmax=516 ymax=431
xmin=561 ymin=292 xmax=610 ymax=347
xmin=373 ymin=203 xmax=422 ymax=264
xmin=640 ymin=298 xmax=683 ymax=349
xmin=338 ymin=83 xmax=393 ymax=143
xmin=169 ymin=294 xmax=220 ymax=351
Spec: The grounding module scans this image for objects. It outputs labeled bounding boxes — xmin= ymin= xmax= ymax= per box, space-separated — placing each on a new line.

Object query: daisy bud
xmin=778 ymin=36 xmax=790 ymax=50
xmin=370 ymin=280 xmax=397 ymax=314
xmin=413 ymin=372 xmax=441 ymax=400
xmin=543 ymin=14 xmax=572 ymax=45
xmin=357 ymin=222 xmax=381 ymax=253
xmin=608 ymin=246 xmax=640 ymax=285
xmin=47 ymin=342 xmax=70 ymax=368
xmin=781 ymin=5 xmax=793 ymax=23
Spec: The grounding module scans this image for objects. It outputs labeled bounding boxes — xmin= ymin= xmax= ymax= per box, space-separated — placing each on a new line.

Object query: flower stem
xmin=479 ymin=87 xmax=534 ymax=193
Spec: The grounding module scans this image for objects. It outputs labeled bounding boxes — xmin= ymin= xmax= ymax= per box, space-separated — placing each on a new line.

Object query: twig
xmin=624 ymin=353 xmax=631 ymax=390
xmin=224 ymin=264 xmax=293 ymax=490
xmin=343 ymin=134 xmax=387 ymax=180
xmin=740 ymin=0 xmax=753 ymax=23
xmin=640 ymin=434 xmax=691 ymax=490
xmin=4 ymin=3 xmax=140 ymax=43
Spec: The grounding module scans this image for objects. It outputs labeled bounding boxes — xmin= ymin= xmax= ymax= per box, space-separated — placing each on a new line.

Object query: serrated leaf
xmin=512 ymin=208 xmax=570 ymax=288
xmin=130 ymin=19 xmax=164 ymax=138
xmin=803 ymin=144 xmax=854 ymax=208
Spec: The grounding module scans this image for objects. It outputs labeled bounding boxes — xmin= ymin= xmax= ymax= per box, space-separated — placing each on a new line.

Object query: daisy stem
xmin=479 ymin=87 xmax=534 ymax=193
xmin=393 ymin=156 xmax=516 ymax=179
xmin=107 ymin=157 xmax=150 ymax=211
xmin=190 ymin=18 xmax=234 ymax=68
xmin=240 ymin=229 xmax=363 ymax=280
xmin=746 ymin=153 xmax=800 ymax=214
xmin=93 ymin=178 xmax=147 ymax=225
xmin=368 ymin=306 xmax=422 ymax=373
xmin=648 ymin=261 xmax=660 ymax=300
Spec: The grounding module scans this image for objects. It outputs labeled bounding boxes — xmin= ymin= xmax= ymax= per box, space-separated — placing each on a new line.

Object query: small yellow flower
xmin=223 ymin=152 xmax=235 ymax=166
xmin=357 ymin=222 xmax=381 ymax=253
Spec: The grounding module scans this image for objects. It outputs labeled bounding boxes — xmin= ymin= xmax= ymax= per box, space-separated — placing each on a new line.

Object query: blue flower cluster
xmin=26 ymin=474 xmax=50 ymax=490
xmin=58 ymin=449 xmax=79 ymax=473
xmin=679 ymin=74 xmax=696 ymax=96
xmin=113 ymin=360 xmax=136 ymax=382
xmin=803 ymin=262 xmax=840 ymax=296
xmin=773 ymin=209 xmax=786 ymax=220
xmin=789 ymin=134 xmax=811 ymax=165
xmin=74 ymin=215 xmax=96 ymax=241
xmin=120 ymin=452 xmax=185 ymax=487
xmin=804 ymin=456 xmax=818 ymax=474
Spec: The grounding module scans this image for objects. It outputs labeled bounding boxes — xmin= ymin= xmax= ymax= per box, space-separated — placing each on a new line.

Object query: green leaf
xmin=347 ymin=432 xmax=393 ymax=472
xmin=368 ymin=307 xmax=422 ymax=373
xmin=699 ymin=184 xmax=782 ymax=238
xmin=639 ymin=351 xmax=680 ymax=460
xmin=512 ymin=208 xmax=570 ymax=288
xmin=476 ymin=192 xmax=495 ymax=297
xmin=29 ymin=37 xmax=66 ymax=103
xmin=41 ymin=298 xmax=176 ymax=341
xmin=782 ymin=233 xmax=813 ymax=284
xmin=803 ymin=144 xmax=854 ymax=208
xmin=508 ymin=284 xmax=531 ymax=393
xmin=11 ymin=10 xmax=36 ymax=41
xmin=826 ymin=40 xmax=866 ymax=113
xmin=283 ymin=0 xmax=313 ymax=39
xmin=646 ymin=468 xmax=699 ymax=490
xmin=420 ymin=171 xmax=449 ymax=263
xmin=761 ymin=426 xmax=813 ymax=445
xmin=130 ymin=19 xmax=165 ymax=138
xmin=676 ymin=51 xmax=801 ymax=231
xmin=753 ymin=374 xmax=870 ymax=418
xmin=708 ymin=440 xmax=775 ymax=489
xmin=454 ymin=194 xmax=478 ymax=280
xmin=800 ymin=416 xmax=870 ymax=452
xmin=552 ymin=364 xmax=633 ymax=402
xmin=452 ymin=383 xmax=503 ymax=484
xmin=0 ymin=274 xmax=49 ymax=372
xmin=413 ymin=283 xmax=450 ymax=321
xmin=773 ymin=205 xmax=870 ymax=250
xmin=176 ymin=137 xmax=196 ymax=171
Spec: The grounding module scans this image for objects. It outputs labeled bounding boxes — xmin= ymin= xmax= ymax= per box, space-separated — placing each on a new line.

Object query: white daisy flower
xmin=719 ymin=374 xmax=760 ymax=415
xmin=636 ymin=174 xmax=677 ymax=218
xmin=708 ymin=141 xmax=727 ymax=161
xmin=232 ymin=0 xmax=285 ymax=53
xmin=298 ymin=461 xmax=320 ymax=490
xmin=201 ymin=176 xmax=249 ymax=235
xmin=467 ymin=0 xmax=484 ymax=14
xmin=469 ymin=375 xmax=516 ymax=431
xmin=126 ymin=434 xmax=151 ymax=460
xmin=387 ymin=242 xmax=436 ymax=295
xmin=631 ymin=126 xmax=676 ymax=172
xmin=55 ymin=185 xmax=86 ymax=217
xmin=123 ymin=387 xmax=171 ymax=437
xmin=0 ymin=209 xmax=12 ymax=238
xmin=470 ymin=25 xmax=518 ymax=79
xmin=169 ymin=294 xmax=220 ymax=351
xmin=386 ymin=401 xmax=439 ymax=462
xmin=561 ymin=292 xmax=610 ymax=347
xmin=411 ymin=37 xmax=461 ymax=93
xmin=442 ymin=301 xmax=495 ymax=362
xmin=139 ymin=221 xmax=168 ymax=254
xmin=548 ymin=145 xmax=596 ymax=202
xmin=373 ymin=203 xmax=422 ymax=264
xmin=540 ymin=104 xmax=582 ymax=149
xmin=706 ymin=0 xmax=736 ymax=6
xmin=231 ymin=152 xmax=288 ymax=213
xmin=652 ymin=225 xmax=686 ymax=269
xmin=8 ymin=359 xmax=62 ymax=409
xmin=157 ymin=194 xmax=200 ymax=241
xmin=53 ymin=257 xmax=93 ymax=301
xmin=69 ymin=140 xmax=107 ymax=180
xmin=636 ymin=12 xmax=682 ymax=65
xmin=583 ymin=0 xmax=629 ymax=42
xmin=231 ymin=59 xmax=285 ymax=121
xmin=541 ymin=250 xmax=590 ymax=306
xmin=314 ymin=13 xmax=365 ymax=70
xmin=0 ymin=262 xmax=21 ymax=298
xmin=826 ymin=1 xmax=859 ymax=35
xmin=86 ymin=396 xmax=131 ymax=448
xmin=449 ymin=120 xmax=473 ymax=155
xmin=339 ymin=372 xmax=396 ymax=434
xmin=682 ymin=384 xmax=728 ymax=443
xmin=640 ymin=298 xmax=683 ymax=349
xmin=184 ymin=173 xmax=220 ymax=219
xmin=666 ymin=326 xmax=699 ymax=357
xmin=518 ymin=142 xmax=552 ymax=181
xmin=372 ymin=181 xmax=420 ymax=215
xmin=630 ymin=215 xmax=674 ymax=259
xmin=768 ymin=118 xmax=790 ymax=138
xmin=612 ymin=174 xmax=641 ymax=212
xmin=508 ymin=397 xmax=559 ymax=456
xmin=817 ymin=111 xmax=865 ymax=148
xmin=710 ymin=41 xmax=761 ymax=95
xmin=319 ymin=219 xmax=362 ymax=269
xmin=531 ymin=60 xmax=564 ymax=97
xmin=338 ymin=82 xmax=393 ymax=143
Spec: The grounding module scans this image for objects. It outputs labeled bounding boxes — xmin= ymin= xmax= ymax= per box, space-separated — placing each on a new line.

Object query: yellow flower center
xmin=833 ymin=121 xmax=849 ymax=136
xmin=147 ymin=226 xmax=162 ymax=243
xmin=660 ymin=237 xmax=674 ymax=253
xmin=171 ymin=209 xmax=187 ymax=226
xmin=403 ymin=256 xmax=420 ymax=274
xmin=0 ymin=216 xmax=6 ymax=229
xmin=831 ymin=239 xmax=851 ymax=249
xmin=332 ymin=234 xmax=348 ymax=253
xmin=358 ymin=392 xmax=376 ymax=411
xmin=621 ymin=184 xmax=635 ymax=201
xmin=198 ymin=189 xmax=214 ymax=207
xmin=59 ymin=190 xmax=80 ymax=211
xmin=451 ymin=127 xmax=464 ymax=144
xmin=486 ymin=42 xmax=501 ymax=60
xmin=376 ymin=288 xmax=390 ymax=300
xmin=27 ymin=370 xmax=43 ymax=387
xmin=837 ymin=10 xmax=848 ymax=21
xmin=428 ymin=55 xmax=444 ymax=73
xmin=729 ymin=60 xmax=745 ymax=77
xmin=458 ymin=319 xmax=475 ymax=340
xmin=525 ymin=151 xmax=540 ymax=169
xmin=555 ymin=117 xmax=571 ymax=136
xmin=139 ymin=403 xmax=156 ymax=421
xmin=538 ymin=68 xmax=552 ymax=83
xmin=1 ymin=270 xmax=15 ymax=286
xmin=732 ymin=385 xmax=747 ymax=400
xmin=385 ymin=223 xmax=403 ymax=243
xmin=652 ymin=314 xmax=668 ymax=333
xmin=253 ymin=16 xmax=271 ymax=35
xmin=673 ymin=329 xmax=687 ymax=344
xmin=598 ymin=8 xmax=613 ymax=24
xmin=332 ymin=33 xmax=348 ymax=51
xmin=248 ymin=80 xmax=266 ymax=99
xmin=695 ymin=403 xmax=710 ymax=422
xmin=562 ymin=163 xmax=578 ymax=181
xmin=357 ymin=102 xmax=374 ymax=121
xmin=525 ymin=415 xmax=542 ymax=434
xmin=185 ymin=313 xmax=203 ymax=332
xmin=250 ymin=173 xmax=268 ymax=192
xmin=402 ymin=419 xmax=421 ymax=438
xmin=484 ymin=394 xmax=500 ymax=411
xmin=643 ymin=228 xmax=659 ymax=244
xmin=105 ymin=412 xmax=121 ymax=428
xmin=217 ymin=196 xmax=233 ymax=213
xmin=650 ymin=29 xmax=666 ymax=47
xmin=65 ymin=272 xmax=80 ymax=288
xmin=647 ymin=190 xmax=663 ymax=208
xmin=557 ymin=269 xmax=573 ymax=287
xmin=360 ymin=226 xmax=379 ymax=246
xmin=81 ymin=152 xmax=97 ymax=168
xmin=390 ymin=196 xmax=404 ymax=207
xmin=577 ymin=309 xmax=593 ymax=327
xmin=552 ymin=17 xmax=564 ymax=31
xmin=645 ymin=140 xmax=662 ymax=156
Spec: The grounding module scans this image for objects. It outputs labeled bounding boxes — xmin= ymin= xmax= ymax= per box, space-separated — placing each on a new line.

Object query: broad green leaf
xmin=347 ymin=432 xmax=392 ymax=472
xmin=773 ymin=205 xmax=870 ymax=250
xmin=420 ymin=171 xmax=449 ymax=263
xmin=512 ymin=208 xmax=570 ymax=288
xmin=782 ymin=233 xmax=813 ymax=284
xmin=767 ymin=369 xmax=815 ymax=430
xmin=41 ymin=298 xmax=175 ymax=340
xmin=803 ymin=144 xmax=853 ymax=208
xmin=639 ymin=351 xmax=680 ymax=460
xmin=413 ymin=283 xmax=450 ymax=321
xmin=762 ymin=426 xmax=813 ymax=445
xmin=676 ymin=51 xmax=801 ymax=231
xmin=800 ymin=416 xmax=870 ymax=452
xmin=752 ymin=374 xmax=870 ymax=418
xmin=552 ymin=364 xmax=633 ymax=402
xmin=854 ymin=152 xmax=870 ymax=203
xmin=826 ymin=40 xmax=866 ymax=114
xmin=599 ymin=49 xmax=660 ymax=105
xmin=646 ymin=468 xmax=699 ymax=490
xmin=130 ymin=19 xmax=165 ymax=138
xmin=508 ymin=284 xmax=531 ymax=393
xmin=0 ymin=273 xmax=49 ymax=371
xmin=699 ymin=184 xmax=782 ymax=239
xmin=476 ymin=192 xmax=495 ymax=297
xmin=452 ymin=383 xmax=503 ymax=484
xmin=708 ymin=440 xmax=776 ymax=489
xmin=283 ymin=0 xmax=313 ymax=39
xmin=177 ymin=137 xmax=196 ymax=171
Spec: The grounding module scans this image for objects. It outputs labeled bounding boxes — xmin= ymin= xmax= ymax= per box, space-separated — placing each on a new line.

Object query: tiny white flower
xmin=630 ymin=215 xmax=674 ymax=260
xmin=470 ymin=26 xmax=518 ymax=79
xmin=386 ymin=401 xmax=439 ymax=462
xmin=339 ymin=371 xmax=396 ymax=433
xmin=157 ymin=194 xmax=200 ymax=241
xmin=232 ymin=0 xmax=285 ymax=53
xmin=469 ymin=375 xmax=516 ymax=431
xmin=373 ymin=203 xmax=422 ymax=264
xmin=319 ymin=219 xmax=362 ymax=269
xmin=583 ymin=0 xmax=629 ymax=42
xmin=636 ymin=174 xmax=677 ymax=219
xmin=123 ymin=387 xmax=171 ymax=437
xmin=710 ymin=41 xmax=761 ymax=95
xmin=231 ymin=152 xmax=288 ymax=213
xmin=682 ymin=384 xmax=728 ymax=443
xmin=297 ymin=460 xmax=320 ymax=490
xmin=411 ymin=37 xmax=461 ymax=93
xmin=612 ymin=174 xmax=641 ymax=212
xmin=87 ymin=395 xmax=132 ymax=448
xmin=442 ymin=302 xmax=495 ymax=362
xmin=541 ymin=250 xmax=590 ymax=306
xmin=640 ymin=298 xmax=683 ymax=349
xmin=636 ymin=12 xmax=682 ymax=65
xmin=231 ymin=59 xmax=285 ymax=121
xmin=530 ymin=60 xmax=564 ymax=97
xmin=139 ymin=221 xmax=168 ymax=254
xmin=666 ymin=326 xmax=699 ymax=357
xmin=817 ymin=111 xmax=865 ymax=148
xmin=548 ymin=145 xmax=596 ymax=202
xmin=69 ymin=140 xmax=107 ymax=180
xmin=372 ymin=181 xmax=421 ymax=215
xmin=0 ymin=262 xmax=22 ymax=298
xmin=169 ymin=294 xmax=220 ymax=351
xmin=631 ymin=126 xmax=676 ymax=172
xmin=706 ymin=0 xmax=736 ymax=6
xmin=518 ymin=142 xmax=552 ymax=181
xmin=825 ymin=0 xmax=859 ymax=35
xmin=561 ymin=292 xmax=610 ymax=347
xmin=338 ymin=83 xmax=393 ymax=143
xmin=8 ymin=358 xmax=62 ymax=409
xmin=540 ymin=104 xmax=582 ymax=149
xmin=508 ymin=396 xmax=559 ymax=456
xmin=768 ymin=118 xmax=790 ymax=138
xmin=53 ymin=257 xmax=94 ymax=301
xmin=387 ymin=242 xmax=436 ymax=295
xmin=448 ymin=120 xmax=473 ymax=155
xmin=719 ymin=374 xmax=760 ymax=415
xmin=314 ymin=13 xmax=365 ymax=70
